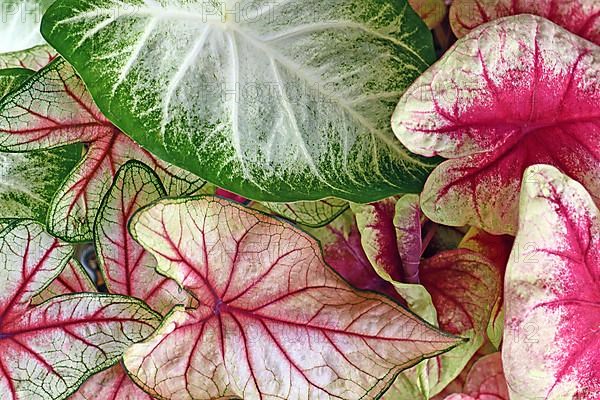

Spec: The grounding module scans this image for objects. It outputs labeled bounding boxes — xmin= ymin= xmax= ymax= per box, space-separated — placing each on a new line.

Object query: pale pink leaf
xmin=95 ymin=160 xmax=192 ymax=315
xmin=504 ymin=164 xmax=600 ymax=399
xmin=124 ymin=197 xmax=461 ymax=400
xmin=393 ymin=194 xmax=423 ymax=283
xmin=32 ymin=259 xmax=96 ymax=305
xmin=392 ymin=15 xmax=600 ymax=234
xmin=0 ymin=45 xmax=57 ymax=70
xmin=0 ymin=221 xmax=160 ymax=400
xmin=450 ymin=0 xmax=600 ymax=44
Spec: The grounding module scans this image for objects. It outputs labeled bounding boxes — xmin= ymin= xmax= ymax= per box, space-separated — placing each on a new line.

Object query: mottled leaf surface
xmin=450 ymin=0 xmax=600 ymax=44
xmin=504 ymin=165 xmax=600 ymax=399
xmin=442 ymin=352 xmax=508 ymax=400
xmin=124 ymin=196 xmax=460 ymax=399
xmin=0 ymin=221 xmax=160 ymax=400
xmin=392 ymin=15 xmax=600 ymax=235
xmin=0 ymin=58 xmax=204 ymax=241
xmin=41 ymin=0 xmax=439 ymax=202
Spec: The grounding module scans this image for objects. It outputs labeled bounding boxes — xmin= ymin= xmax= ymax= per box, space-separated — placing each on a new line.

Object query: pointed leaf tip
xmin=126 ymin=196 xmax=461 ymax=399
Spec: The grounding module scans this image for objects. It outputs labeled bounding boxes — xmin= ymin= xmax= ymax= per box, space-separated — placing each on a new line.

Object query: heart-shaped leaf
xmin=124 ymin=196 xmax=460 ymax=399
xmin=449 ymin=0 xmax=600 ymax=44
xmin=503 ymin=164 xmax=600 ymax=399
xmin=0 ymin=58 xmax=205 ymax=241
xmin=96 ymin=160 xmax=193 ymax=314
xmin=0 ymin=220 xmax=160 ymax=400
xmin=442 ymin=352 xmax=508 ymax=400
xmin=392 ymin=15 xmax=600 ymax=235
xmin=41 ymin=0 xmax=440 ymax=202
xmin=409 ymin=0 xmax=448 ymax=29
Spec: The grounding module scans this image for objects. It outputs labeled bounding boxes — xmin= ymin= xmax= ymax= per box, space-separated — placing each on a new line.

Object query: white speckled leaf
xmin=41 ymin=0 xmax=439 ymax=202
xmin=124 ymin=196 xmax=460 ymax=400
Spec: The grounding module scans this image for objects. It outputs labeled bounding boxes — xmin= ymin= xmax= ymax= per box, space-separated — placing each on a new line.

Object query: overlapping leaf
xmin=504 ymin=165 xmax=600 ymax=399
xmin=443 ymin=352 xmax=508 ymax=400
xmin=392 ymin=15 xmax=600 ymax=234
xmin=0 ymin=58 xmax=205 ymax=241
xmin=384 ymin=250 xmax=500 ymax=399
xmin=450 ymin=0 xmax=600 ymax=44
xmin=459 ymin=228 xmax=512 ymax=348
xmin=409 ymin=0 xmax=448 ymax=29
xmin=0 ymin=67 xmax=82 ymax=223
xmin=41 ymin=0 xmax=440 ymax=202
xmin=261 ymin=198 xmax=349 ymax=228
xmin=0 ymin=220 xmax=160 ymax=400
xmin=124 ymin=196 xmax=460 ymax=399
xmin=32 ymin=259 xmax=96 ymax=304
xmin=95 ymin=160 xmax=193 ymax=314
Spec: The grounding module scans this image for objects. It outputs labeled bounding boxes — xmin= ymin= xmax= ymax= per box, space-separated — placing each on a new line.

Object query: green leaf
xmin=260 ymin=198 xmax=349 ymax=227
xmin=0 ymin=67 xmax=82 ymax=223
xmin=41 ymin=0 xmax=438 ymax=202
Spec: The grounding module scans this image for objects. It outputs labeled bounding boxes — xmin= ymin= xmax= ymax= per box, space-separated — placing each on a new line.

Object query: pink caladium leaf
xmin=449 ymin=0 xmax=600 ymax=44
xmin=124 ymin=196 xmax=461 ymax=400
xmin=459 ymin=228 xmax=513 ymax=348
xmin=0 ymin=57 xmax=205 ymax=242
xmin=0 ymin=220 xmax=160 ymax=400
xmin=384 ymin=250 xmax=501 ymax=399
xmin=393 ymin=194 xmax=423 ymax=284
xmin=504 ymin=164 xmax=600 ymax=399
xmin=409 ymin=0 xmax=448 ymax=29
xmin=443 ymin=352 xmax=508 ymax=400
xmin=0 ymin=45 xmax=57 ymax=70
xmin=305 ymin=210 xmax=407 ymax=304
xmin=32 ymin=259 xmax=96 ymax=305
xmin=95 ymin=160 xmax=193 ymax=314
xmin=392 ymin=15 xmax=600 ymax=235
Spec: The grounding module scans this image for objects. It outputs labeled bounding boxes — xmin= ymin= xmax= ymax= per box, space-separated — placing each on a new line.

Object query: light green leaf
xmin=260 ymin=198 xmax=348 ymax=227
xmin=41 ymin=0 xmax=438 ymax=202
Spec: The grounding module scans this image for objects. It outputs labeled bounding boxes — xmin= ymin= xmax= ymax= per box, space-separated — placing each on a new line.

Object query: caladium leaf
xmin=124 ymin=196 xmax=461 ymax=400
xmin=305 ymin=209 xmax=407 ymax=304
xmin=504 ymin=164 xmax=600 ymax=399
xmin=0 ymin=58 xmax=205 ymax=241
xmin=41 ymin=0 xmax=440 ymax=203
xmin=0 ymin=68 xmax=34 ymax=98
xmin=262 ymin=198 xmax=349 ymax=228
xmin=96 ymin=160 xmax=192 ymax=315
xmin=449 ymin=0 xmax=600 ymax=44
xmin=385 ymin=250 xmax=501 ymax=399
xmin=0 ymin=44 xmax=57 ymax=70
xmin=32 ymin=259 xmax=96 ymax=305
xmin=443 ymin=352 xmax=508 ymax=400
xmin=409 ymin=0 xmax=448 ymax=29
xmin=392 ymin=15 xmax=600 ymax=235
xmin=352 ymin=195 xmax=423 ymax=284
xmin=459 ymin=228 xmax=512 ymax=348
xmin=0 ymin=220 xmax=161 ymax=400
xmin=70 ymin=365 xmax=154 ymax=400
xmin=0 ymin=67 xmax=83 ymax=223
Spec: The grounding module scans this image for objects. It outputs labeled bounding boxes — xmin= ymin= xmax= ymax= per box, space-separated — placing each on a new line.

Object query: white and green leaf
xmin=41 ymin=0 xmax=439 ymax=202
